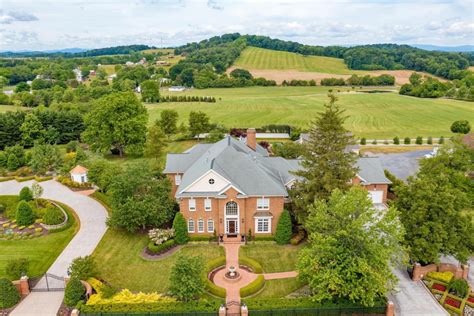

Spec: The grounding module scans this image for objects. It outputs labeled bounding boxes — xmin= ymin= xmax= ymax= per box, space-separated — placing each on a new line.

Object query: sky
xmin=0 ymin=0 xmax=473 ymax=51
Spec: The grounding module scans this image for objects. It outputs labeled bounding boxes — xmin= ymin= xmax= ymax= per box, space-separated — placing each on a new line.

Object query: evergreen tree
xmin=275 ymin=209 xmax=292 ymax=245
xmin=16 ymin=201 xmax=35 ymax=226
xmin=172 ymin=212 xmax=189 ymax=244
xmin=291 ymin=94 xmax=357 ymax=223
xmin=64 ymin=277 xmax=85 ymax=307
xmin=7 ymin=154 xmax=19 ymax=171
xmin=19 ymin=187 xmax=33 ymax=201
xmin=0 ymin=278 xmax=20 ymax=308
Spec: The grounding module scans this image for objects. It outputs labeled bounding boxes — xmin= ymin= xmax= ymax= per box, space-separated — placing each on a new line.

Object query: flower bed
xmin=432 ymin=283 xmax=447 ymax=292
xmin=445 ymin=297 xmax=461 ymax=309
xmin=423 ymin=275 xmax=473 ymax=316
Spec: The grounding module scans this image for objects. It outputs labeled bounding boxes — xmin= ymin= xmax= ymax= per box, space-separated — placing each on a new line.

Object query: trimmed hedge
xmin=254 ymin=236 xmax=275 ymax=242
xmin=203 ymin=256 xmax=226 ymax=298
xmin=239 ymin=256 xmax=263 ymax=273
xmin=240 ymin=275 xmax=265 ymax=298
xmin=147 ymin=239 xmax=175 ymax=254
xmin=79 ymin=299 xmax=222 ymax=313
xmin=0 ymin=278 xmax=20 ymax=308
xmin=244 ymin=297 xmax=387 ymax=311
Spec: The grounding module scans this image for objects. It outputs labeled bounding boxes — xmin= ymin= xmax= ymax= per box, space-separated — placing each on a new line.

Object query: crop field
xmin=234 ymin=46 xmax=357 ymax=74
xmin=149 ymin=86 xmax=474 ymax=139
xmin=231 ymin=47 xmax=443 ymax=85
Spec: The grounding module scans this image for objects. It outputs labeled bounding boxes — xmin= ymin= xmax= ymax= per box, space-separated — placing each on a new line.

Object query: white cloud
xmin=0 ymin=0 xmax=472 ymax=50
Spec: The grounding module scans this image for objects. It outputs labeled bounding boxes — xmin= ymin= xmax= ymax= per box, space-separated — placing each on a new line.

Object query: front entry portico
xmin=226 ymin=219 xmax=238 ymax=235
xmin=225 ymin=201 xmax=239 ymax=236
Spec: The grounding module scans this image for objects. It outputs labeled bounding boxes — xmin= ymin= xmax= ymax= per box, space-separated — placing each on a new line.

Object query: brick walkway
xmin=214 ymin=242 xmax=298 ymax=314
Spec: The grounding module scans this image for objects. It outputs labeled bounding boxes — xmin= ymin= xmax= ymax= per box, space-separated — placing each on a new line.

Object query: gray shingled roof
xmin=356 ymin=157 xmax=391 ymax=185
xmin=164 ymin=137 xmax=390 ymax=198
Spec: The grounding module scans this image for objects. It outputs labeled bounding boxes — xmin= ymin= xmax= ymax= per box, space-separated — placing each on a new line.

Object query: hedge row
xmin=240 ymin=275 xmax=265 ymax=298
xmin=239 ymin=256 xmax=263 ymax=273
xmin=78 ymin=299 xmax=222 ymax=313
xmin=147 ymin=239 xmax=175 ymax=254
xmin=0 ymin=176 xmax=53 ymax=183
xmin=203 ymin=256 xmax=226 ymax=298
xmin=243 ymin=297 xmax=387 ymax=311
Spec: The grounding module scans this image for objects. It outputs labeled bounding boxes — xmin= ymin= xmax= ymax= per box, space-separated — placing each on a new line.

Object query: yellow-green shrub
xmin=240 ymin=275 xmax=265 ymax=298
xmin=87 ymin=289 xmax=175 ymax=305
xmin=239 ymin=256 xmax=263 ymax=273
xmin=426 ymin=271 xmax=454 ymax=283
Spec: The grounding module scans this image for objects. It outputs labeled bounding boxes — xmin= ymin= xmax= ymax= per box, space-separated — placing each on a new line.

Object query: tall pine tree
xmin=291 ymin=93 xmax=357 ymax=223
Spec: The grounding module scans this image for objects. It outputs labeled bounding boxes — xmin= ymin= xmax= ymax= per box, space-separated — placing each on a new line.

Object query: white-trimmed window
xmin=257 ymin=197 xmax=270 ymax=210
xmin=198 ymin=219 xmax=204 ymax=233
xmin=225 ymin=201 xmax=238 ymax=215
xmin=188 ymin=199 xmax=196 ymax=211
xmin=255 ymin=218 xmax=271 ymax=233
xmin=174 ymin=174 xmax=181 ymax=185
xmin=188 ymin=219 xmax=195 ymax=233
xmin=205 ymin=198 xmax=212 ymax=211
xmin=207 ymin=219 xmax=214 ymax=233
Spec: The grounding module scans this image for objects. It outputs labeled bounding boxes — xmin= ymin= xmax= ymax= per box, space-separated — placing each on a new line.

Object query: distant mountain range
xmin=0 ymin=48 xmax=87 ymax=54
xmin=411 ymin=44 xmax=474 ymax=52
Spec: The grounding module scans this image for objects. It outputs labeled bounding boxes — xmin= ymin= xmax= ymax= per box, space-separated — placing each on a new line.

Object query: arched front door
xmin=225 ymin=201 xmax=239 ymax=236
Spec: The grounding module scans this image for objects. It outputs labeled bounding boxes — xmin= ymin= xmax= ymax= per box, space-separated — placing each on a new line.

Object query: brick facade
xmin=352 ymin=176 xmax=389 ymax=202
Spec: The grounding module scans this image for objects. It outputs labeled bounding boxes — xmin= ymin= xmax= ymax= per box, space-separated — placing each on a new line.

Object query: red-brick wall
xmin=178 ymin=187 xmax=285 ymax=236
xmin=352 ymin=177 xmax=388 ymax=202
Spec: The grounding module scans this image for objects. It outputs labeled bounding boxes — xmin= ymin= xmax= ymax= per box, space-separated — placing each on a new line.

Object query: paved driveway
xmin=389 ymin=265 xmax=448 ymax=316
xmin=375 ymin=150 xmax=431 ymax=181
xmin=0 ymin=180 xmax=108 ymax=316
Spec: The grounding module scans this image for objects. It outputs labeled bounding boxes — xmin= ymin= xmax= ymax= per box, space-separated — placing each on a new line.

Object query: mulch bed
xmin=140 ymin=244 xmax=183 ymax=260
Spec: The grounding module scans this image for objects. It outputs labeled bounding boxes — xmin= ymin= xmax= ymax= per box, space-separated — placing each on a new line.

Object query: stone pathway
xmin=0 ymin=180 xmax=108 ymax=316
xmin=214 ymin=242 xmax=298 ymax=315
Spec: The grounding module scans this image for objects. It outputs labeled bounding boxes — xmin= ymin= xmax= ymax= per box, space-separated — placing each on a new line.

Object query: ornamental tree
xmin=82 ymin=92 xmax=148 ymax=157
xmin=275 ymin=209 xmax=292 ymax=245
xmin=169 ymin=255 xmax=204 ymax=301
xmin=395 ymin=139 xmax=474 ymax=264
xmin=16 ymin=201 xmax=35 ymax=226
xmin=297 ymin=187 xmax=404 ymax=307
xmin=291 ymin=94 xmax=357 ymax=223
xmin=172 ymin=212 xmax=189 ymax=245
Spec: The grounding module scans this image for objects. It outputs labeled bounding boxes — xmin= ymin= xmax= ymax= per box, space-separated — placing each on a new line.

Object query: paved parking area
xmin=375 ymin=150 xmax=431 ymax=181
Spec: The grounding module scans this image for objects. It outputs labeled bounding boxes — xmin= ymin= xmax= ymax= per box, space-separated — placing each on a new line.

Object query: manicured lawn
xmin=234 ymin=47 xmax=361 ymax=74
xmin=91 ymin=229 xmax=224 ymax=293
xmin=360 ymin=145 xmax=434 ymax=154
xmin=148 ymin=87 xmax=474 ymax=139
xmin=0 ymin=200 xmax=78 ymax=279
xmin=240 ymin=243 xmax=302 ymax=273
xmin=253 ymin=278 xmax=305 ymax=298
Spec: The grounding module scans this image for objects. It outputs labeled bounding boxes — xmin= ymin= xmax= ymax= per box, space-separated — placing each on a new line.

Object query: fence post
xmin=241 ymin=304 xmax=248 ymax=316
xmin=71 ymin=309 xmax=80 ymax=316
xmin=219 ymin=305 xmax=226 ymax=316
xmin=19 ymin=275 xmax=30 ymax=296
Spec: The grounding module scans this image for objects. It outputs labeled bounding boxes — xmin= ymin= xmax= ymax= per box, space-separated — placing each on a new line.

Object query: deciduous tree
xmin=169 ymin=255 xmax=204 ymax=301
xmin=188 ymin=111 xmax=210 ymax=140
xmin=140 ymin=80 xmax=160 ymax=103
xmin=144 ymin=122 xmax=167 ymax=159
xmin=158 ymin=109 xmax=179 ymax=136
xmin=82 ymin=92 xmax=148 ymax=157
xmin=298 ymin=187 xmax=404 ymax=307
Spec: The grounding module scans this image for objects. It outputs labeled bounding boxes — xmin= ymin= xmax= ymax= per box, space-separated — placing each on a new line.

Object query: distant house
xmin=73 ymin=68 xmax=83 ymax=82
xmin=70 ymin=165 xmax=88 ymax=184
xmin=296 ymin=133 xmax=360 ymax=154
xmin=125 ymin=61 xmax=134 ymax=66
xmin=89 ymin=70 xmax=96 ymax=76
xmin=164 ymin=128 xmax=391 ymax=238
xmin=156 ymin=60 xmax=171 ymax=66
xmin=159 ymin=78 xmax=171 ymax=84
xmin=168 ymin=86 xmax=186 ymax=92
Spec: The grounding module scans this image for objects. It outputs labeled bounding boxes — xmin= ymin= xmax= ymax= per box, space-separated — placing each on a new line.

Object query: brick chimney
xmin=246 ymin=128 xmax=256 ymax=151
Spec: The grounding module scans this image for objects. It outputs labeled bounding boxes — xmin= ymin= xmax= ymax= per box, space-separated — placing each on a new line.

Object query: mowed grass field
xmin=149 ymin=86 xmax=474 ymax=139
xmin=234 ymin=47 xmax=362 ymax=74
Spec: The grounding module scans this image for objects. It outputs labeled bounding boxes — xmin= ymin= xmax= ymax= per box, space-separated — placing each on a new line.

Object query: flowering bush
xmin=148 ymin=228 xmax=175 ymax=245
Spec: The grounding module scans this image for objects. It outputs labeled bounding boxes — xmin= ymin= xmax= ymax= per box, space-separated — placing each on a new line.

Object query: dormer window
xmin=208 ymin=178 xmax=215 ymax=185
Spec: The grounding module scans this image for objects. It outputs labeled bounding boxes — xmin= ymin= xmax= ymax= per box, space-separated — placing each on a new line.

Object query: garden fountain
xmin=224 ymin=266 xmax=241 ymax=282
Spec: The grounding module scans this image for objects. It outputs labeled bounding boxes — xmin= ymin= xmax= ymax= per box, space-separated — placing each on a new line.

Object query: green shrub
xmin=244 ymin=297 xmax=385 ymax=310
xmin=371 ymin=139 xmax=377 ymax=145
xmin=360 ymin=138 xmax=366 ymax=145
xmin=416 ymin=136 xmax=423 ymax=145
xmin=448 ymin=279 xmax=469 ymax=298
xmin=15 ymin=201 xmax=35 ymax=226
xmin=19 ymin=187 xmax=33 ymax=202
xmin=69 ymin=256 xmax=97 ymax=280
xmin=169 ymin=255 xmax=204 ymax=301
xmin=427 ymin=136 xmax=433 ymax=145
xmin=0 ymin=152 xmax=7 ymax=168
xmin=426 ymin=271 xmax=453 ymax=283
xmin=254 ymin=236 xmax=275 ymax=242
xmin=5 ymin=258 xmax=29 ymax=280
xmin=172 ymin=213 xmax=188 ymax=245
xmin=0 ymin=278 xmax=20 ymax=308
xmin=64 ymin=277 xmax=85 ymax=307
xmin=147 ymin=239 xmax=175 ymax=254
xmin=439 ymin=136 xmax=444 ymax=144
xmin=189 ymin=236 xmax=211 ymax=242
xmin=7 ymin=154 xmax=19 ymax=171
xmin=239 ymin=256 xmax=263 ymax=273
xmin=404 ymin=137 xmax=411 ymax=144
xmin=78 ymin=299 xmax=222 ymax=313
xmin=42 ymin=206 xmax=65 ymax=225
xmin=393 ymin=136 xmax=400 ymax=145
xmin=240 ymin=275 xmax=265 ymax=297
xmin=275 ymin=210 xmax=292 ymax=245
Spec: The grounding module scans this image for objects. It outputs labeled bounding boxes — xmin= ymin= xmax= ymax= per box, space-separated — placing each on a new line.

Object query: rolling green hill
xmin=233 ymin=47 xmax=360 ymax=74
xmin=148 ymin=86 xmax=474 ymax=139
